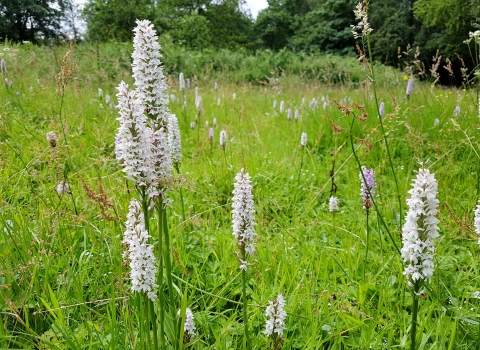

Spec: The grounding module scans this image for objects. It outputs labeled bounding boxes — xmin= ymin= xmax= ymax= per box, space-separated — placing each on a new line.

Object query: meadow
xmin=0 ymin=32 xmax=480 ymax=350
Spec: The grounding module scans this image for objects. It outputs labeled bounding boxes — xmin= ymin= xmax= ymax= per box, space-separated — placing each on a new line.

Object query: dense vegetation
xmin=0 ymin=23 xmax=480 ymax=348
xmin=0 ymin=0 xmax=478 ymax=83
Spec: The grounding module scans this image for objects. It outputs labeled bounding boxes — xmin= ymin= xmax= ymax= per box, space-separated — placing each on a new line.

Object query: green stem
xmin=144 ymin=294 xmax=151 ymax=350
xmin=364 ymin=209 xmax=369 ymax=283
xmin=349 ymin=120 xmax=400 ymax=254
xmin=410 ymin=282 xmax=421 ymax=350
xmin=150 ymin=299 xmax=159 ymax=350
xmin=366 ymin=33 xmax=402 ymax=228
xmin=163 ymin=207 xmax=178 ymax=349
xmin=241 ymin=245 xmax=250 ymax=350
xmin=175 ymin=163 xmax=186 ymax=223
xmin=156 ymin=203 xmax=165 ymax=350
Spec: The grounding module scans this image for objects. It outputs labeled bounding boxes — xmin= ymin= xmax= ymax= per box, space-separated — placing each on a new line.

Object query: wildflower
xmin=4 ymin=78 xmax=8 ymax=85
xmin=454 ymin=105 xmax=460 ymax=117
xmin=213 ymin=117 xmax=217 ymax=126
xmin=464 ymin=30 xmax=480 ymax=45
xmin=474 ymin=200 xmax=480 ymax=244
xmin=15 ymin=92 xmax=19 ymax=97
xmin=186 ymin=78 xmax=191 ymax=88
xmin=401 ymin=167 xmax=439 ymax=285
xmin=280 ymin=100 xmax=285 ymax=113
xmin=294 ymin=109 xmax=299 ymax=120
xmin=179 ymin=72 xmax=185 ymax=91
xmin=178 ymin=308 xmax=195 ymax=339
xmin=351 ymin=1 xmax=373 ymax=39
xmin=170 ymin=94 xmax=177 ymax=103
xmin=29 ymin=86 xmax=33 ymax=93
xmin=148 ymin=123 xmax=172 ymax=199
xmin=132 ymin=19 xmax=169 ymax=124
xmin=214 ymin=81 xmax=218 ymax=91
xmin=115 ymin=81 xmax=157 ymax=192
xmin=379 ymin=102 xmax=385 ymax=118
xmin=217 ymin=98 xmax=221 ymax=106
xmin=359 ymin=166 xmax=375 ymax=210
xmin=220 ymin=130 xmax=227 ymax=150
xmin=329 ymin=196 xmax=339 ymax=212
xmin=233 ymin=92 xmax=236 ymax=101
xmin=434 ymin=119 xmax=440 ymax=127
xmin=46 ymin=131 xmax=58 ymax=147
xmin=300 ymin=132 xmax=307 ymax=147
xmin=196 ymin=95 xmax=202 ymax=112
xmin=232 ymin=169 xmax=256 ymax=263
xmin=264 ymin=293 xmax=287 ymax=337
xmin=190 ymin=121 xmax=195 ymax=129
xmin=123 ymin=199 xmax=158 ymax=301
xmin=1 ymin=59 xmax=6 ymax=72
xmin=273 ymin=100 xmax=277 ymax=109
xmin=287 ymin=108 xmax=292 ymax=120
xmin=208 ymin=127 xmax=214 ymax=143
xmin=57 ymin=181 xmax=71 ymax=195
xmin=406 ymin=78 xmax=414 ymax=97
xmin=9 ymin=80 xmax=12 ymax=87
xmin=106 ymin=94 xmax=111 ymax=105
xmin=98 ymin=88 xmax=103 ymax=97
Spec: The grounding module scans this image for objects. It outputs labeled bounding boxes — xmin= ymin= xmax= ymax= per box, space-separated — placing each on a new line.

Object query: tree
xmin=290 ymin=0 xmax=356 ymax=54
xmin=0 ymin=0 xmax=70 ymax=42
xmin=82 ymin=0 xmax=156 ymax=42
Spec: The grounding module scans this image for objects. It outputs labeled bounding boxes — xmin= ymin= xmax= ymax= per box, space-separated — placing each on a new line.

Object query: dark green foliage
xmin=0 ymin=0 xmax=70 ymax=42
xmin=291 ymin=0 xmax=357 ymax=55
xmin=81 ymin=0 xmax=156 ymax=42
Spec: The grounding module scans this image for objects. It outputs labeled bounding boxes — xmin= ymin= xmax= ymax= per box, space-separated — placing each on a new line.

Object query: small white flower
xmin=178 ymin=308 xmax=195 ymax=338
xmin=214 ymin=81 xmax=218 ymax=90
xmin=168 ymin=114 xmax=182 ymax=165
xmin=57 ymin=181 xmax=70 ymax=195
xmin=106 ymin=94 xmax=111 ymax=105
xmin=217 ymin=98 xmax=221 ymax=106
xmin=220 ymin=130 xmax=227 ymax=149
xmin=232 ymin=92 xmax=236 ymax=101
xmin=208 ymin=127 xmax=214 ymax=142
xmin=279 ymin=100 xmax=285 ymax=113
xmin=232 ymin=169 xmax=257 ymax=269
xmin=264 ymin=293 xmax=287 ymax=337
xmin=300 ymin=132 xmax=307 ymax=147
xmin=123 ymin=199 xmax=157 ymax=301
xmin=190 ymin=121 xmax=196 ymax=129
xmin=329 ymin=196 xmax=339 ymax=212
xmin=98 ymin=88 xmax=103 ymax=97
xmin=453 ymin=105 xmax=460 ymax=117
xmin=351 ymin=2 xmax=373 ymax=39
xmin=401 ymin=167 xmax=439 ymax=285
xmin=294 ymin=109 xmax=299 ymax=120
xmin=434 ymin=119 xmax=440 ymax=127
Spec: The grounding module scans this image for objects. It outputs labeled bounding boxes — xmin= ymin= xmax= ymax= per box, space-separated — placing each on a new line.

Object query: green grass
xmin=1 ymin=41 xmax=480 ymax=349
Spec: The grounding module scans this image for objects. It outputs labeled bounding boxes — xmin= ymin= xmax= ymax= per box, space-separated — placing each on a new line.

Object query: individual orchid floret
xmin=351 ymin=2 xmax=373 ymax=39
xmin=123 ymin=199 xmax=158 ymax=301
xmin=401 ymin=167 xmax=439 ymax=286
xmin=232 ymin=169 xmax=256 ymax=265
xmin=132 ymin=19 xmax=169 ymax=124
xmin=359 ymin=166 xmax=375 ymax=210
xmin=264 ymin=293 xmax=287 ymax=338
xmin=168 ymin=114 xmax=182 ymax=166
xmin=474 ymin=200 xmax=480 ymax=244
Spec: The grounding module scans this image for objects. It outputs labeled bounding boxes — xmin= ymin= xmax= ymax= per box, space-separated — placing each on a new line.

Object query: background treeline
xmin=0 ymin=0 xmax=479 ymax=83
